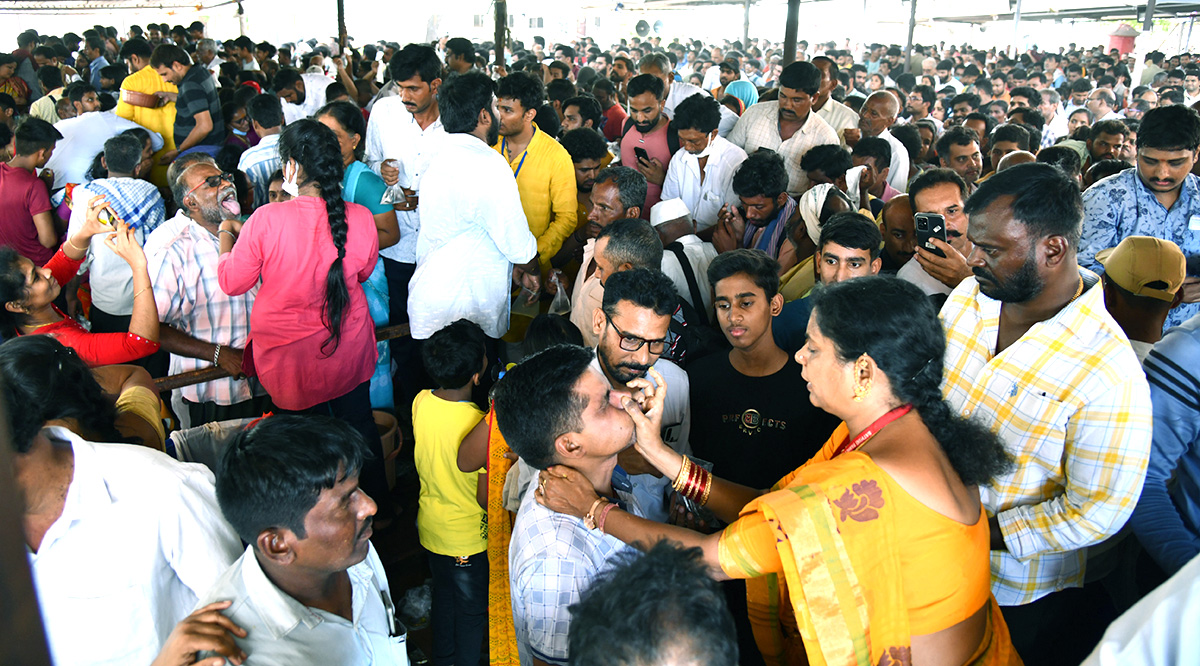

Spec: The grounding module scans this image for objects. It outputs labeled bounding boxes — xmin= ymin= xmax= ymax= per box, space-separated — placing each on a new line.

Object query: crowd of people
xmin=3 ymin=18 xmax=1200 ymax=666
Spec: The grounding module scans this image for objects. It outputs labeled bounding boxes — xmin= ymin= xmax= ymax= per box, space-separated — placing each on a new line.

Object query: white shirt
xmin=663 ymin=80 xmax=738 ymax=137
xmin=878 ymin=128 xmax=911 ymax=194
xmin=660 ymin=234 xmax=719 ymax=316
xmin=410 ymin=132 xmax=538 ymax=339
xmin=897 ymin=254 xmax=951 ymax=296
xmin=569 ymin=239 xmax=603 ymax=347
xmin=661 ymin=135 xmax=746 ymax=231
xmin=145 ymin=210 xmax=191 ymax=259
xmin=814 ymin=98 xmax=860 ymax=145
xmin=197 ymin=544 xmax=407 ymax=666
xmin=1080 ymin=552 xmax=1200 ymax=666
xmin=46 ymin=111 xmax=164 ymax=189
xmin=205 ymin=56 xmax=224 ymax=83
xmin=280 ymin=73 xmax=334 ymax=125
xmin=66 ymin=180 xmax=163 ymax=315
xmin=364 ymin=96 xmax=446 ymax=264
xmin=30 ymin=427 xmax=242 ymax=666
xmin=727 ymin=102 xmax=840 ymax=196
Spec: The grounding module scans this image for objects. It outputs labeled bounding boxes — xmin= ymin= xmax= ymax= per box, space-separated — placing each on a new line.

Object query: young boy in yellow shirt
xmin=413 ymin=319 xmax=489 ymax=666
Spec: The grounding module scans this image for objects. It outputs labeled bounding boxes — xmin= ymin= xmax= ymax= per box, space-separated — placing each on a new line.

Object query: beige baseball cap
xmin=1096 ymin=236 xmax=1186 ymax=303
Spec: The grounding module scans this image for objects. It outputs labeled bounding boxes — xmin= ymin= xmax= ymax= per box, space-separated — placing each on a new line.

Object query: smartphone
xmin=633 ymin=146 xmax=649 ymax=162
xmin=914 ymin=212 xmax=947 ymax=258
xmin=1187 ymin=254 xmax=1200 ymax=278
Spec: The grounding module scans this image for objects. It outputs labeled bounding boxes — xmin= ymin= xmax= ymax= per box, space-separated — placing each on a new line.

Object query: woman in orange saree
xmin=538 ymin=277 xmax=1023 ymax=666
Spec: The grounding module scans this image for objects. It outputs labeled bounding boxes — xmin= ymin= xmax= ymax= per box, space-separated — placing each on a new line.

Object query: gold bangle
xmin=132 ymin=286 xmax=151 ymax=299
xmin=673 ymin=455 xmax=692 ymax=493
xmin=698 ymin=468 xmax=713 ymax=507
xmin=66 ymin=237 xmax=87 ymax=253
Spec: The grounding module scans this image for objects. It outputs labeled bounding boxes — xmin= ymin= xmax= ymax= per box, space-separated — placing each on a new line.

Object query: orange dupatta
xmin=485 ymin=406 xmax=520 ymax=666
xmin=719 ymin=425 xmax=1021 ymax=666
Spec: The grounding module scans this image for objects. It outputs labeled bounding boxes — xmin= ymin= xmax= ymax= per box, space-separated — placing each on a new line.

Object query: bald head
xmin=880 ymin=194 xmax=916 ymax=269
xmin=996 ymin=150 xmax=1037 ymax=172
xmin=858 ymin=91 xmax=900 ymax=138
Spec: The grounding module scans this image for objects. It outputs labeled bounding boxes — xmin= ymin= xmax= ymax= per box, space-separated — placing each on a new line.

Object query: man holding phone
xmin=618 ymin=74 xmax=678 ymax=217
xmin=897 ymin=168 xmax=974 ymax=301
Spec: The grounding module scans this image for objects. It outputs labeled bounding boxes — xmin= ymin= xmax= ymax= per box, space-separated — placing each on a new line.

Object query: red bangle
xmin=596 ymin=502 xmax=618 ymax=534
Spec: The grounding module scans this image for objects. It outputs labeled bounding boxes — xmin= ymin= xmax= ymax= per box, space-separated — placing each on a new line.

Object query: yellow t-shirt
xmin=116 ymin=65 xmax=178 ymax=188
xmin=413 ymin=390 xmax=487 ymax=557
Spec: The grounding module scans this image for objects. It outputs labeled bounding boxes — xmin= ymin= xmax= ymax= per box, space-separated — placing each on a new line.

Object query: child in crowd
xmin=413 ymin=319 xmax=490 ymax=666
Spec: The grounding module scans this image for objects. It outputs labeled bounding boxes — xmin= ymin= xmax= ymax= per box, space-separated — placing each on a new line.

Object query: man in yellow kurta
xmin=491 ymin=72 xmax=577 ymax=274
xmin=115 ymin=38 xmax=177 ymax=188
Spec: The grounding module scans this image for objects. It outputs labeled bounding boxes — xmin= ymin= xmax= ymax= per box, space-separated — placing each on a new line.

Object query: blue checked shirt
xmin=509 ymin=467 xmax=643 ymax=666
xmin=66 ymin=178 xmax=165 ymax=316
xmin=941 ymin=275 xmax=1153 ymax=606
xmin=237 ymin=134 xmax=281 ymax=209
xmin=1080 ymin=168 xmax=1200 ymax=331
xmin=147 ymin=217 xmax=258 ymax=406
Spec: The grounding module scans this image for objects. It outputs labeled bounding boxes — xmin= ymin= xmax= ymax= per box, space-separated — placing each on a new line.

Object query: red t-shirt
xmin=601 ymin=104 xmax=629 ymax=142
xmin=22 ymin=249 xmax=161 ymax=366
xmin=0 ymin=163 xmax=55 ymax=265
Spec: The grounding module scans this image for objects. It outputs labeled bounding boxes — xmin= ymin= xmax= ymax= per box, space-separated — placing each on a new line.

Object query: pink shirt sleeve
xmin=217 ymin=214 xmax=265 ymax=296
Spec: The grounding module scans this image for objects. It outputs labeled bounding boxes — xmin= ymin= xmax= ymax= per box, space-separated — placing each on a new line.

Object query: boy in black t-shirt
xmin=687 ymin=248 xmax=840 ymax=490
xmin=687 ymin=249 xmax=840 ymax=666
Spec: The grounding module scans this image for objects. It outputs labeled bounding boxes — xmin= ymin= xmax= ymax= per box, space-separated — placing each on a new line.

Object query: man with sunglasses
xmin=147 ymin=161 xmax=267 ymax=427
xmin=589 ymin=266 xmax=691 ymax=524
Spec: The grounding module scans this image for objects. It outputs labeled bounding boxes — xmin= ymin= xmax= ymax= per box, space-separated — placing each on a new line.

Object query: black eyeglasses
xmin=605 ymin=312 xmax=667 ymax=355
xmin=183 ymin=172 xmax=235 ymax=199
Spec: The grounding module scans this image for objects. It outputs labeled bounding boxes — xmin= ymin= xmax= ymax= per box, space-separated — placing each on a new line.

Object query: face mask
xmin=281 ymin=160 xmax=300 ymax=197
xmin=232 ymin=127 xmax=248 ymax=137
xmin=695 ymin=131 xmax=719 ymax=159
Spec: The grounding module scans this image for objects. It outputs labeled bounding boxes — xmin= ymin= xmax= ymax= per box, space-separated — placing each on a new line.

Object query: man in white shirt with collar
xmin=727 ymin=61 xmax=840 ymax=196
xmin=365 ymin=44 xmax=447 ymax=403
xmin=811 ymin=56 xmax=860 ymax=146
xmin=409 ymin=70 xmax=540 ymax=341
xmin=45 ymin=82 xmax=164 ymax=189
xmin=195 ymin=38 xmax=223 ymax=83
xmin=1086 ymin=88 xmax=1124 ymax=122
xmin=273 ymin=67 xmax=334 ymax=125
xmin=496 ymin=344 xmax=651 ymax=666
xmin=661 ymin=95 xmax=746 ymax=232
xmin=199 ymin=415 xmax=408 ymax=665
xmin=638 ymin=52 xmax=737 ymax=137
xmin=4 ymin=337 xmax=242 ymax=666
xmin=847 ymin=91 xmax=910 ymax=194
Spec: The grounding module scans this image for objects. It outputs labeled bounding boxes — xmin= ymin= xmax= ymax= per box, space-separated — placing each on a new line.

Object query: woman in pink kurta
xmin=217 ymin=118 xmax=393 ymax=515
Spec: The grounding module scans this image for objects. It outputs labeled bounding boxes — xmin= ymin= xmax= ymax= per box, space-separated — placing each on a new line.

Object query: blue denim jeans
xmin=428 ymin=551 xmax=488 ymax=666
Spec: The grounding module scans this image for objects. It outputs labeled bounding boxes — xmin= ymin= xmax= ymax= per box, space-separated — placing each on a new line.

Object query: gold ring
xmin=539 ymin=478 xmax=547 ymax=493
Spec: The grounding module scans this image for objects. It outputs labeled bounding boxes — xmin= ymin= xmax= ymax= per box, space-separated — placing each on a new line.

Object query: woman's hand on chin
xmin=535 ymin=466 xmax=598 ymax=519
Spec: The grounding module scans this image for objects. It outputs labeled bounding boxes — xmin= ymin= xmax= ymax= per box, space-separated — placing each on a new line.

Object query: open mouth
xmin=218 ymin=187 xmax=241 ymax=217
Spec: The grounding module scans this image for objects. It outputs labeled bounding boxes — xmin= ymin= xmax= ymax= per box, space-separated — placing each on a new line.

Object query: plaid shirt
xmin=147 ymin=217 xmax=258 ymax=406
xmin=509 ymin=468 xmax=643 ymax=665
xmin=940 ymin=273 xmax=1153 ymax=606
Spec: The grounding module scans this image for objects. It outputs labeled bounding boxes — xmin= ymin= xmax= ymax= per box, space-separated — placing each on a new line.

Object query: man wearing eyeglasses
xmin=147 ymin=161 xmax=268 ymax=427
xmin=588 ymin=266 xmax=691 ymax=524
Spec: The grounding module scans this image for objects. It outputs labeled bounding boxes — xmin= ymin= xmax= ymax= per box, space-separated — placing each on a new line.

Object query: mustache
xmin=617 ymin=362 xmax=651 ymax=375
xmin=356 ymin=516 xmax=373 ymax=540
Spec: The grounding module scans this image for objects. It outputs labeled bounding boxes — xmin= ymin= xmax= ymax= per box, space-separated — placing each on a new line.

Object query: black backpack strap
xmin=620 ymin=117 xmax=636 ymax=142
xmin=666 ymin=241 xmax=709 ymax=327
xmin=666 ymin=120 xmax=680 ymax=156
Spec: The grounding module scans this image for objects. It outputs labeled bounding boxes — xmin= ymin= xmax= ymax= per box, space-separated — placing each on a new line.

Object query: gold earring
xmin=853 ymin=358 xmax=872 ymax=402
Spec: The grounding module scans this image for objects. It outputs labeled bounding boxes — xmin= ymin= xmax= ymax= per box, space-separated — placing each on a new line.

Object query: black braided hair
xmin=278 ymin=119 xmax=349 ymax=356
xmin=809 ymin=276 xmax=1013 ymax=487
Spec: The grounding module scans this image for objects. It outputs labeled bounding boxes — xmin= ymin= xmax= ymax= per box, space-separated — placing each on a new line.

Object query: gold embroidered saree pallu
xmin=485 ymin=408 xmax=520 ymax=666
xmin=719 ymin=454 xmax=1020 ymax=666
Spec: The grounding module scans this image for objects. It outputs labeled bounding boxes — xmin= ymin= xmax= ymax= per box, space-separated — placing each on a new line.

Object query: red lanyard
xmin=832 ymin=404 xmax=913 ymax=458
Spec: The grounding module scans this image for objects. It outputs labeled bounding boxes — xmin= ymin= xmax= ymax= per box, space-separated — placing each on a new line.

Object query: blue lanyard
xmin=502 ymin=127 xmax=535 ymax=179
